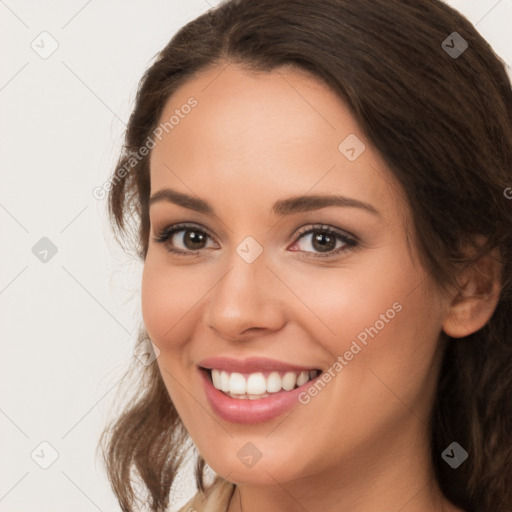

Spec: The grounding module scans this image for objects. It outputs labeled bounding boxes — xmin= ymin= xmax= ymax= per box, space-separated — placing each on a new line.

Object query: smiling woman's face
xmin=142 ymin=63 xmax=451 ymax=487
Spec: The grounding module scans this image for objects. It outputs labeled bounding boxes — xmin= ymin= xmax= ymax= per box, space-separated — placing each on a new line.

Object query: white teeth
xmin=227 ymin=392 xmax=248 ymax=399
xmin=282 ymin=372 xmax=297 ymax=391
xmin=220 ymin=371 xmax=230 ymax=392
xmin=229 ymin=372 xmax=246 ymax=394
xmin=296 ymin=371 xmax=310 ymax=387
xmin=212 ymin=369 xmax=222 ymax=389
xmin=210 ymin=368 xmax=320 ymax=398
xmin=247 ymin=373 xmax=267 ymax=395
xmin=266 ymin=371 xmax=282 ymax=393
xmin=248 ymin=393 xmax=269 ymax=399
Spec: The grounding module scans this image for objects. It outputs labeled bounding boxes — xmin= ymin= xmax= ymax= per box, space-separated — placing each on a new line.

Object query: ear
xmin=442 ymin=247 xmax=502 ymax=338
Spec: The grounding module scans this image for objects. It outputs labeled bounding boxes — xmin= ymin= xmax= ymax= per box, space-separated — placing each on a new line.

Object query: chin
xmin=201 ymin=445 xmax=311 ymax=486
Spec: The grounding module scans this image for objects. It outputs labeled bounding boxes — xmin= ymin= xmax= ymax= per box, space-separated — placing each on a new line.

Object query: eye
xmin=153 ymin=223 xmax=217 ymax=255
xmin=289 ymin=224 xmax=358 ymax=258
xmin=153 ymin=222 xmax=358 ymax=259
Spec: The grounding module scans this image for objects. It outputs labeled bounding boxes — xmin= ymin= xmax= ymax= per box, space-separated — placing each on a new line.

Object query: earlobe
xmin=442 ymin=249 xmax=502 ymax=339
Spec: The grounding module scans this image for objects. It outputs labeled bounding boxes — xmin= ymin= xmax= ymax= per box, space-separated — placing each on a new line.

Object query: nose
xmin=204 ymin=251 xmax=287 ymax=341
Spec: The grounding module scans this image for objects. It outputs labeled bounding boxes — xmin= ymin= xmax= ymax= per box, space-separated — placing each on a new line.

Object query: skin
xmin=141 ymin=63 xmax=500 ymax=512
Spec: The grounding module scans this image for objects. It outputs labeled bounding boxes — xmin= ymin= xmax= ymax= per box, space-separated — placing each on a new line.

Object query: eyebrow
xmin=149 ymin=188 xmax=381 ymax=217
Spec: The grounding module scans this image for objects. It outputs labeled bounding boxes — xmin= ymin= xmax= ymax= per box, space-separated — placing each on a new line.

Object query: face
xmin=142 ymin=63 xmax=451 ymax=486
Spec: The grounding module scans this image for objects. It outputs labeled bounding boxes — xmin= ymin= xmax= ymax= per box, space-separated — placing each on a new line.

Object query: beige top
xmin=176 ymin=477 xmax=236 ymax=512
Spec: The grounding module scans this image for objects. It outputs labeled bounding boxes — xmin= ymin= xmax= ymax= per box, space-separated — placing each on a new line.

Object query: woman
xmin=99 ymin=0 xmax=512 ymax=511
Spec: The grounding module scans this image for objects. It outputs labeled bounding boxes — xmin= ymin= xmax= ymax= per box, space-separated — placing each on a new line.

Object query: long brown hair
xmin=98 ymin=1 xmax=512 ymax=510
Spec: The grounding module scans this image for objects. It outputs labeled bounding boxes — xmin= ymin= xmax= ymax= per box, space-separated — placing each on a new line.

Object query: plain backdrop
xmin=1 ymin=1 xmax=511 ymax=511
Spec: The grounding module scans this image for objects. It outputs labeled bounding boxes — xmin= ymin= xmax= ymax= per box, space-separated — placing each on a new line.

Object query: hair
xmin=98 ymin=0 xmax=512 ymax=511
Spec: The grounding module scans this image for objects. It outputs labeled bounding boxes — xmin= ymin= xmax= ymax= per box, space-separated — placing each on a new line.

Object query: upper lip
xmin=198 ymin=356 xmax=320 ymax=374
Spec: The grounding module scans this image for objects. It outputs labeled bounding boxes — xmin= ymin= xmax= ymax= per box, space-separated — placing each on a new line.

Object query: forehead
xmin=149 ymin=63 xmax=406 ymax=225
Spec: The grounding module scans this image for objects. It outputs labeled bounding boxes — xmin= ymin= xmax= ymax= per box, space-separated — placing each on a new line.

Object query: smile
xmin=208 ymin=369 xmax=320 ymax=399
xmin=198 ymin=356 xmax=323 ymax=423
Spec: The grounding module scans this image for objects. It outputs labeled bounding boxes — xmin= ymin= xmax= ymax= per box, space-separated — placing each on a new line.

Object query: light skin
xmin=141 ymin=62 xmax=500 ymax=512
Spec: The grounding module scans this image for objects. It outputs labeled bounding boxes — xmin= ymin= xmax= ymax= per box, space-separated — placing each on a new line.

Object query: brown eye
xmin=180 ymin=229 xmax=208 ymax=250
xmin=310 ymin=231 xmax=337 ymax=252
xmin=290 ymin=224 xmax=358 ymax=258
xmin=154 ymin=224 xmax=217 ymax=254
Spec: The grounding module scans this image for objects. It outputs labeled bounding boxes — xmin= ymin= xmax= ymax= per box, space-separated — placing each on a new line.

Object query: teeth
xmin=210 ymin=368 xmax=319 ymax=398
xmin=212 ymin=369 xmax=222 ymax=389
xmin=296 ymin=371 xmax=310 ymax=387
xmin=221 ymin=370 xmax=230 ymax=392
xmin=266 ymin=371 xmax=282 ymax=393
xmin=247 ymin=373 xmax=267 ymax=395
xmin=229 ymin=372 xmax=246 ymax=394
xmin=282 ymin=372 xmax=297 ymax=391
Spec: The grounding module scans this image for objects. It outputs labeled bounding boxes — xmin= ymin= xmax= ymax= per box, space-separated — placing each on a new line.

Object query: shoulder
xmin=175 ymin=476 xmax=236 ymax=512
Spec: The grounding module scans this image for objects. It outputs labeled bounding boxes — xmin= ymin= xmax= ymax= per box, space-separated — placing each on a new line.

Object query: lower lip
xmin=199 ymin=368 xmax=319 ymax=424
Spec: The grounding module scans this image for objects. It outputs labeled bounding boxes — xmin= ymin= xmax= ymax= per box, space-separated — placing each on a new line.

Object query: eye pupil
xmin=185 ymin=230 xmax=206 ymax=249
xmin=312 ymin=232 xmax=336 ymax=252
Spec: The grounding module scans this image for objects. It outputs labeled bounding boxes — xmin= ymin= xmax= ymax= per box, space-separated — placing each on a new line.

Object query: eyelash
xmin=153 ymin=223 xmax=359 ymax=259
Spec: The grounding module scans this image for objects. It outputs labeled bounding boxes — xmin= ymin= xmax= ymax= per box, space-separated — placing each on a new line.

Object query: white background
xmin=1 ymin=1 xmax=511 ymax=511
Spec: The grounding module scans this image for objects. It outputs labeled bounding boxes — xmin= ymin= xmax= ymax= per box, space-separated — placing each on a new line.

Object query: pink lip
xmin=199 ymin=365 xmax=321 ymax=425
xmin=198 ymin=356 xmax=318 ymax=374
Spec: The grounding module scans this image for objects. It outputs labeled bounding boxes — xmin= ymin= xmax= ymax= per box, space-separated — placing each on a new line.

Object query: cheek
xmin=141 ymin=260 xmax=203 ymax=413
xmin=280 ymin=259 xmax=406 ymax=350
xmin=290 ymin=256 xmax=442 ymax=372
xmin=141 ymin=257 xmax=205 ymax=349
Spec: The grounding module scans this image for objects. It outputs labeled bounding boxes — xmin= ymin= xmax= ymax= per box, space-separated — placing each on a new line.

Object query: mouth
xmin=197 ymin=356 xmax=323 ymax=424
xmin=200 ymin=367 xmax=321 ymax=399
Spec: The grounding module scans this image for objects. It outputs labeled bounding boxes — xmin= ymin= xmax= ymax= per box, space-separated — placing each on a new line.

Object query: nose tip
xmin=208 ymin=324 xmax=269 ymax=342
xmin=203 ymin=258 xmax=286 ymax=342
